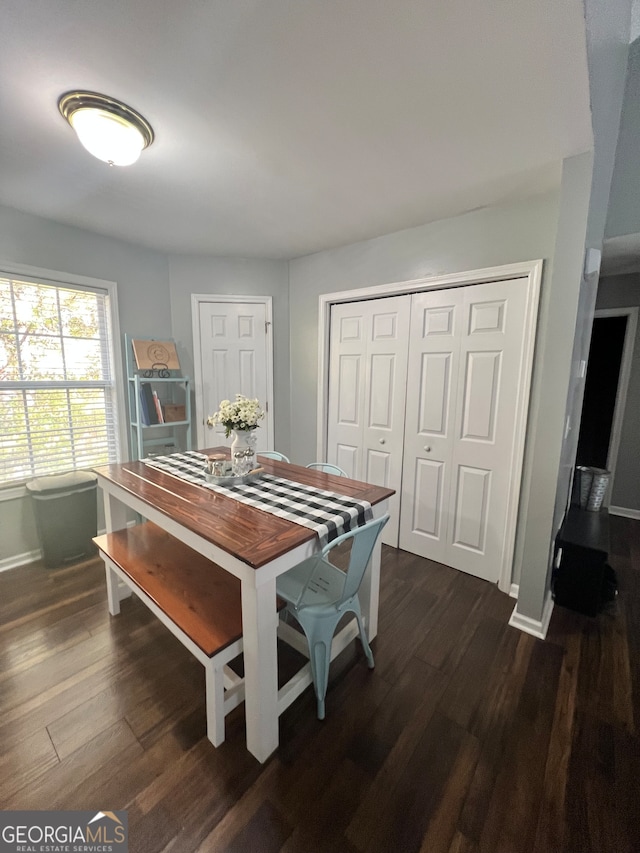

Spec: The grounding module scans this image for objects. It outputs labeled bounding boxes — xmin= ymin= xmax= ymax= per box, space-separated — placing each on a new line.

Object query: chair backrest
xmin=259 ymin=451 xmax=290 ymax=462
xmin=322 ymin=514 xmax=389 ymax=605
xmin=305 ymin=462 xmax=347 ymax=476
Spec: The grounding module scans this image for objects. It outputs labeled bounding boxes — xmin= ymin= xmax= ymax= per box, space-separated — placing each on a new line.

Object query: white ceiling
xmin=2 ymin=0 xmax=592 ymax=259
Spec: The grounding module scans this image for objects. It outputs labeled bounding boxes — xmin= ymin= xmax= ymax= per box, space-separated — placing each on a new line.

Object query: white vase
xmin=231 ymin=429 xmax=256 ymax=476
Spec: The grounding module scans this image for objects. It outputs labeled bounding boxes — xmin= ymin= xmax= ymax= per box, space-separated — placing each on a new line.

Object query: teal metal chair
xmin=259 ymin=451 xmax=290 ymax=462
xmin=305 ymin=462 xmax=348 ymax=476
xmin=276 ymin=513 xmax=389 ymax=719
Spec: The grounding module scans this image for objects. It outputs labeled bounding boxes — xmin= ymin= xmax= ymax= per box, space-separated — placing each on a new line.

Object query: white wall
xmin=585 ymin=0 xmax=634 ymax=244
xmin=511 ymin=0 xmax=633 ymax=625
xmin=605 ymin=38 xmax=640 ymax=239
xmin=513 ymin=152 xmax=594 ymax=622
xmin=0 ymin=204 xmax=172 ymax=339
xmin=0 ymin=203 xmax=172 ymax=568
xmin=288 ymin=188 xmax=562 ymax=595
xmin=166 ymin=255 xmax=290 ymax=452
xmin=596 ymin=274 xmax=640 ymax=512
xmin=0 ymin=207 xmax=293 ymax=568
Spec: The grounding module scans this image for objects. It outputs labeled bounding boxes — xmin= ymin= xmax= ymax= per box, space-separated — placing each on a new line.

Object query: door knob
xmin=424 ymin=446 xmax=431 ymax=452
xmin=379 ymin=438 xmax=386 ymax=445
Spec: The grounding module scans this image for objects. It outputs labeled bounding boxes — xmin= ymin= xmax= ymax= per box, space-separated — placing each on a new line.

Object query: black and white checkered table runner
xmin=143 ymin=451 xmax=373 ymax=546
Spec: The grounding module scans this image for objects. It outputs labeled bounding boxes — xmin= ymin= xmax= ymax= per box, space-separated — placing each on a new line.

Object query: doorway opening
xmin=576 ymin=315 xmax=626 ymax=468
xmin=575 ymin=307 xmax=638 ymax=507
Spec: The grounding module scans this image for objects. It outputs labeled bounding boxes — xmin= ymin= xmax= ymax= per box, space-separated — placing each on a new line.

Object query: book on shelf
xmin=141 ymin=383 xmax=159 ymax=425
xmin=152 ymin=390 xmax=164 ymax=423
xmin=138 ymin=387 xmax=150 ymax=425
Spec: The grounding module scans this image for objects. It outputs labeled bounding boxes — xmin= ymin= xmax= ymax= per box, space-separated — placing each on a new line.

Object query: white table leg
xmin=241 ymin=575 xmax=279 ymax=763
xmin=359 ymin=538 xmax=381 ymax=641
xmin=104 ymin=489 xmax=128 ymax=533
xmin=105 ymin=562 xmax=122 ymax=615
xmin=102 ymin=489 xmax=132 ymax=605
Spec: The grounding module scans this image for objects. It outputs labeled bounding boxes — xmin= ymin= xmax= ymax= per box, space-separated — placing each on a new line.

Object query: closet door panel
xmin=445 ymin=279 xmax=530 ymax=581
xmin=410 ymin=458 xmax=446 ymax=541
xmin=399 ymin=289 xmax=462 ymax=562
xmin=327 ymin=296 xmax=410 ymax=545
xmin=361 ymin=298 xmax=411 ymax=544
xmin=327 ymin=308 xmax=368 ymax=480
xmin=328 ymin=274 xmax=536 ymax=584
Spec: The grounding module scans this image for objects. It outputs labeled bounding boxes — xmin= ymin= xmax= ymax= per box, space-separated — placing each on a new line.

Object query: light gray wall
xmin=288 ymin=188 xmax=562 ymax=594
xmin=564 ymin=1 xmax=634 ymax=529
xmin=0 ymin=203 xmax=172 ymax=567
xmin=167 ymin=255 xmax=290 ymax=453
xmin=0 ymin=204 xmax=172 ymax=339
xmin=0 ymin=207 xmax=292 ymax=568
xmin=585 ymin=0 xmax=634 ymax=244
xmin=513 ymin=0 xmax=632 ymax=621
xmin=605 ymin=37 xmax=640 ymax=239
xmin=596 ymin=274 xmax=640 ymax=511
xmin=514 ymin=152 xmax=594 ymax=621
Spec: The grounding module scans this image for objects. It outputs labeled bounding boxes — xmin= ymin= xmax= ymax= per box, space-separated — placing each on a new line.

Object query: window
xmin=0 ymin=271 xmax=122 ymax=484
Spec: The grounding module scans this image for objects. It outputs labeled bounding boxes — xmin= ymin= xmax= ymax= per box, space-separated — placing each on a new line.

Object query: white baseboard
xmin=0 ymin=520 xmax=135 ymax=573
xmin=509 ymin=583 xmax=519 ymax=599
xmin=508 ymin=592 xmax=554 ymax=640
xmin=609 ymin=505 xmax=640 ymax=520
xmin=0 ymin=549 xmax=41 ymax=573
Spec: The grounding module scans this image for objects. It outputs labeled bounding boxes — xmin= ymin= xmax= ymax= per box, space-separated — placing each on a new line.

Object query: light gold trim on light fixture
xmin=58 ymin=91 xmax=154 ymax=166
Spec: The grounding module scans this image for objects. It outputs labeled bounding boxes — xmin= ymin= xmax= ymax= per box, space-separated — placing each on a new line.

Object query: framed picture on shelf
xmin=131 ymin=339 xmax=181 ymax=371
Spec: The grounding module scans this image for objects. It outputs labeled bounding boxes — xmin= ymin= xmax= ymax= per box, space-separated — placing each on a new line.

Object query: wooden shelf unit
xmin=124 ymin=334 xmax=192 ymax=460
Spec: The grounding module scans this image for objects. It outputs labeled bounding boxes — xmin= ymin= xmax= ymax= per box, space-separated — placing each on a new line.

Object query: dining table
xmin=93 ymin=448 xmax=394 ymax=763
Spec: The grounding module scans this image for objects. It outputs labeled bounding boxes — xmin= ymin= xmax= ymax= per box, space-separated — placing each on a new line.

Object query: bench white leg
xmin=101 ymin=555 xmax=133 ymax=615
xmin=105 ymin=563 xmax=122 ymax=615
xmin=205 ymin=658 xmax=226 ymax=747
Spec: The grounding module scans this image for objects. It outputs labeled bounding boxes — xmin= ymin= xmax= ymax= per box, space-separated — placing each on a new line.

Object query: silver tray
xmin=204 ymin=464 xmax=263 ymax=487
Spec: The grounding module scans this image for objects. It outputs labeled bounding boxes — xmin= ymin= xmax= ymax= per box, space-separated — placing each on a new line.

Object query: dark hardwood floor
xmin=1 ymin=517 xmax=638 ymax=853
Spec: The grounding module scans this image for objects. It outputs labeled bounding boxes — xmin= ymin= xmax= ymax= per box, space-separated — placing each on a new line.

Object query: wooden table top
xmin=93 ymin=448 xmax=394 ymax=569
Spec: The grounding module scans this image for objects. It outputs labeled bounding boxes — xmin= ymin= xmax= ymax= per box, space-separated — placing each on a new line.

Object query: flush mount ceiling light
xmin=58 ymin=91 xmax=154 ymax=166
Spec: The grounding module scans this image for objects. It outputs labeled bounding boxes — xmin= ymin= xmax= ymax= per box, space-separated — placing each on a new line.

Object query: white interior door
xmin=327 ymin=296 xmax=410 ymax=545
xmin=400 ymin=278 xmax=530 ymax=582
xmin=197 ymin=300 xmax=272 ymax=452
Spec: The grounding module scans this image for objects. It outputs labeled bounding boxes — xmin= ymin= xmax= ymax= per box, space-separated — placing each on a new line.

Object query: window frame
xmin=0 ymin=261 xmax=128 ymax=493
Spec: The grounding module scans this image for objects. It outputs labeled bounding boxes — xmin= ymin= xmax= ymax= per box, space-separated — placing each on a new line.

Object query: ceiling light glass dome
xmin=58 ymin=91 xmax=154 ymax=167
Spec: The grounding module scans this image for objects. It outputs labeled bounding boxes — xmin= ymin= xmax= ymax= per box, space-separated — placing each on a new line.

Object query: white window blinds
xmin=0 ymin=275 xmax=120 ymax=484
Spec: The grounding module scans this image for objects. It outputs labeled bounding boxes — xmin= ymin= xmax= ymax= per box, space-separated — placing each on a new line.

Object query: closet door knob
xmin=379 ymin=438 xmax=386 ymax=445
xmin=424 ymin=446 xmax=431 ymax=452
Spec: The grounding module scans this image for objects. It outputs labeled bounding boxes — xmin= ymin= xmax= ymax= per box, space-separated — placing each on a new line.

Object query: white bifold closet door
xmin=327 ymin=296 xmax=410 ymax=545
xmin=327 ymin=277 xmax=531 ymax=583
xmin=399 ymin=278 xmax=529 ymax=582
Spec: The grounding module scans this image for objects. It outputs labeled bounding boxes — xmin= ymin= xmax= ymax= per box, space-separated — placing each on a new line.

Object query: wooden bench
xmin=94 ymin=521 xmax=262 ymax=747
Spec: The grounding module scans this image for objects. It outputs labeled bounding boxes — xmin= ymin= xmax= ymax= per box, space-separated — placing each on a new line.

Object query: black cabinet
xmin=553 ymin=507 xmax=610 ymax=617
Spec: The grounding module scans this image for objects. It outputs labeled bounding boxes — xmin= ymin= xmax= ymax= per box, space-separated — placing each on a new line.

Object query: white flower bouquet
xmin=206 ymin=394 xmax=265 ymax=438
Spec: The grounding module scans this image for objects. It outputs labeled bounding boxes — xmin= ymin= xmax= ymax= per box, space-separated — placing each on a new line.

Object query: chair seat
xmin=276 ymin=555 xmax=347 ymax=613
